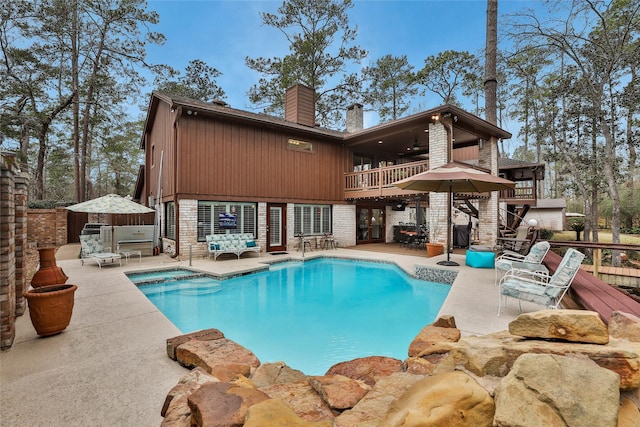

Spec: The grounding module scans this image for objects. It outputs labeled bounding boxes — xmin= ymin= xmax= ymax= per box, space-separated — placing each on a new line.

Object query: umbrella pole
xmin=437 ymin=183 xmax=459 ymax=267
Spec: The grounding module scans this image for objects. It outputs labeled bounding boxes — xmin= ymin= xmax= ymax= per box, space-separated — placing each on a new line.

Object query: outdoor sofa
xmin=206 ymin=233 xmax=261 ymax=260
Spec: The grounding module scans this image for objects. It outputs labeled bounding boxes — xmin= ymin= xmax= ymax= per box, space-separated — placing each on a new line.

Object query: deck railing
xmin=344 ymin=161 xmax=429 ymax=197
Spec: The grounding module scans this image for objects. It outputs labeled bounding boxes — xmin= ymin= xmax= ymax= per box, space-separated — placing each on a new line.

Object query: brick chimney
xmin=285 ymin=84 xmax=316 ymax=127
xmin=346 ymin=103 xmax=363 ymax=132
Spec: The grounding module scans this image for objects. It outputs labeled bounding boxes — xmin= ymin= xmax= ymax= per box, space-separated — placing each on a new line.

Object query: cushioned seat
xmin=466 ymin=250 xmax=495 ymax=268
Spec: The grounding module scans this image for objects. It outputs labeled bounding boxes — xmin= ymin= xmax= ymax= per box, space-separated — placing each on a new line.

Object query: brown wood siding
xmin=453 ymin=145 xmax=478 ymax=162
xmin=146 ymin=102 xmax=176 ymax=203
xmin=284 ymin=85 xmax=315 ymax=127
xmin=175 ymin=114 xmax=349 ymax=203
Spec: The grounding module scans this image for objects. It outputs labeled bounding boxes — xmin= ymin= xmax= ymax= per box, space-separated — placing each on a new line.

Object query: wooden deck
xmin=544 ymin=250 xmax=640 ymax=323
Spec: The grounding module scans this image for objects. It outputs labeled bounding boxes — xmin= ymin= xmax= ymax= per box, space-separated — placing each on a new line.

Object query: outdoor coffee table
xmin=91 ymin=253 xmax=122 ymax=269
xmin=120 ymin=249 xmax=142 ymax=264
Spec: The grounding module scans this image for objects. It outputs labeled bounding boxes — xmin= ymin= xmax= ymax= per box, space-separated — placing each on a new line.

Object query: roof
xmin=532 ymin=199 xmax=566 ymax=209
xmin=141 ymin=92 xmax=513 ymax=154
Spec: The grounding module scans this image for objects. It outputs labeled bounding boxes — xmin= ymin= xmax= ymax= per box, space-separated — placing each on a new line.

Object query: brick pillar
xmin=0 ymin=154 xmax=17 ymax=349
xmin=478 ymin=136 xmax=500 ymax=246
xmin=55 ymin=207 xmax=68 ymax=246
xmin=428 ymin=120 xmax=450 ymax=244
xmin=14 ymin=173 xmax=28 ymax=316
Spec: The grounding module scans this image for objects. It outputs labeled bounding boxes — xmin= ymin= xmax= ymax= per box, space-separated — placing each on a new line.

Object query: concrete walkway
xmin=1 ymin=244 xmax=536 ymax=426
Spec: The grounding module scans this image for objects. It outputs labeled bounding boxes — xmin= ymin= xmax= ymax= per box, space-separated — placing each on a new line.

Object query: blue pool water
xmin=136 ymin=258 xmax=450 ymax=375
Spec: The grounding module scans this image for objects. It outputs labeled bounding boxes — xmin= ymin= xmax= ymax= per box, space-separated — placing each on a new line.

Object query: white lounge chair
xmin=80 ymin=234 xmax=122 ymax=268
xmin=494 ymin=241 xmax=551 ymax=285
xmin=498 ymin=247 xmax=585 ymax=316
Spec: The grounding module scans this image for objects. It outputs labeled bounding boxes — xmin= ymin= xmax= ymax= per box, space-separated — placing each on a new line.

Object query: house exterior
xmin=523 ymin=198 xmax=567 ymax=231
xmin=136 ymin=84 xmax=535 ymax=258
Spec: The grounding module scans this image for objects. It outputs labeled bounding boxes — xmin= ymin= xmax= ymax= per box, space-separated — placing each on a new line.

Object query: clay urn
xmin=30 ymin=247 xmax=68 ymax=288
xmin=24 ymin=284 xmax=77 ymax=336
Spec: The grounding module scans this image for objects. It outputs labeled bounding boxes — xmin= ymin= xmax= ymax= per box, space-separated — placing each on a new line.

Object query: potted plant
xmin=426 ymin=210 xmax=445 ymax=258
xmin=24 ymin=284 xmax=77 ymax=336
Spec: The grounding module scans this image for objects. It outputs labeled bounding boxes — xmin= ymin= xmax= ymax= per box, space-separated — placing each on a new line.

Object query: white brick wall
xmin=332 ymin=204 xmax=355 ymax=247
xmin=386 ymin=207 xmax=412 ymax=242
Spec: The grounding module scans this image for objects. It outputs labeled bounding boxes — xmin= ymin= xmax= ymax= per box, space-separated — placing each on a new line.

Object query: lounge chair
xmin=497 ymin=247 xmax=585 ymax=316
xmin=496 ymin=227 xmax=539 ymax=256
xmin=494 ymin=241 xmax=551 ymax=285
xmin=80 ymin=234 xmax=122 ymax=268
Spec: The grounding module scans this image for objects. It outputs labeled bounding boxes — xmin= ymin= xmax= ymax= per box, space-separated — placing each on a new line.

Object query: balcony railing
xmin=345 ymin=159 xmax=537 ymax=202
xmin=344 ymin=161 xmax=429 ymax=198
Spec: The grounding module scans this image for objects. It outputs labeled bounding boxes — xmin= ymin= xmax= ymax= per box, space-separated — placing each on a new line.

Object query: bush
xmin=539 ymin=228 xmax=554 ymax=240
xmin=28 ymin=200 xmax=74 ymax=209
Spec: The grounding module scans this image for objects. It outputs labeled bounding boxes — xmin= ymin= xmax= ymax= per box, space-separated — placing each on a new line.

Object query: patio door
xmin=267 ymin=203 xmax=287 ymax=252
xmin=356 ymin=206 xmax=385 ymax=244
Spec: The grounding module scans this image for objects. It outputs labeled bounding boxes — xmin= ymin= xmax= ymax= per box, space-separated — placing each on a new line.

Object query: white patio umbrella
xmin=67 ymin=194 xmax=155 ymax=251
xmin=394 ymin=161 xmax=515 ymax=266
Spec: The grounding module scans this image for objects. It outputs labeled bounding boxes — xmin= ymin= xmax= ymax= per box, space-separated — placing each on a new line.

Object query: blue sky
xmin=144 ymin=0 xmax=542 ymax=144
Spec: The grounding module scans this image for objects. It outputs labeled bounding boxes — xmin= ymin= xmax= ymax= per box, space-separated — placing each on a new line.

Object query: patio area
xmin=0 ymin=244 xmax=539 ymax=426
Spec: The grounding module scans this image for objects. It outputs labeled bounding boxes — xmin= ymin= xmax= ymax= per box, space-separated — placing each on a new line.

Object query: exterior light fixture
xmin=378 ymin=140 xmax=383 ymax=144
xmin=187 ymin=110 xmax=193 ymax=115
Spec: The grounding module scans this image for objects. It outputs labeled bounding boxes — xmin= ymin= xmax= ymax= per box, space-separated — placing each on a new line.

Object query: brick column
xmin=14 ymin=173 xmax=28 ymax=316
xmin=478 ymin=136 xmax=500 ymax=246
xmin=428 ymin=120 xmax=450 ymax=244
xmin=55 ymin=207 xmax=68 ymax=247
xmin=0 ymin=154 xmax=17 ymax=349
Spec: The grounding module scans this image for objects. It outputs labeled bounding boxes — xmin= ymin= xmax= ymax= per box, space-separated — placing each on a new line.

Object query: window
xmin=197 ymin=201 xmax=257 ymax=242
xmin=288 ymin=139 xmax=313 ymax=153
xmin=294 ymin=204 xmax=331 ymax=235
xmin=165 ymin=202 xmax=176 ymax=240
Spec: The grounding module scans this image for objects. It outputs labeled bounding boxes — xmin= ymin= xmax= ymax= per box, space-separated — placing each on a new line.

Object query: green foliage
xmin=245 ymin=0 xmax=367 ymax=128
xmin=362 ymin=55 xmax=417 ymax=122
xmin=28 ymin=200 xmax=73 ymax=209
xmin=416 ymin=50 xmax=481 ymax=106
xmin=539 ymin=228 xmax=554 ymax=240
xmin=154 ymin=59 xmax=226 ymax=102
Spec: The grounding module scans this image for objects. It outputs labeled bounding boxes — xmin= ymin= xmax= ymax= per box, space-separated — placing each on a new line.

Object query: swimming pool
xmin=136 ymin=258 xmax=450 ymax=375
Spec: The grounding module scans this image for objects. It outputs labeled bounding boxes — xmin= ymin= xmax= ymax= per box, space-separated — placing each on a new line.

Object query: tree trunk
xmin=484 ymin=0 xmax=498 ymax=126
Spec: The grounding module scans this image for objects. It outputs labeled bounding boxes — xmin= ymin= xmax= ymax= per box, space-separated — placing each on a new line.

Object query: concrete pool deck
xmin=1 ymin=244 xmax=540 ymax=426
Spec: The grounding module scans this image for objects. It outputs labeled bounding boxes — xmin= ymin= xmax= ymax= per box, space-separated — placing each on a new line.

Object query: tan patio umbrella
xmin=393 ymin=161 xmax=515 ymax=266
xmin=67 ymin=194 xmax=155 ymax=251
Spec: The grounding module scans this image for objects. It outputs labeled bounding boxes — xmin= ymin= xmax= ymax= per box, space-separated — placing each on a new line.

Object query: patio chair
xmin=497 ymin=247 xmax=585 ymax=316
xmin=79 ymin=234 xmax=122 ymax=269
xmin=496 ymin=227 xmax=539 ymax=256
xmin=494 ymin=241 xmax=551 ymax=285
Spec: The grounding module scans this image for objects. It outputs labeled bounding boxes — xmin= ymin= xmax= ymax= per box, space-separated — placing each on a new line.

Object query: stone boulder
xmin=380 ymin=371 xmax=495 ymax=427
xmin=452 ymin=331 xmax=640 ymax=390
xmin=244 ymin=399 xmax=332 ymax=427
xmin=407 ymin=324 xmax=461 ymax=357
xmin=509 ymin=309 xmax=609 ymax=344
xmin=187 ymin=382 xmax=270 ymax=427
xmin=258 ymin=381 xmax=334 ymax=422
xmin=334 ymin=372 xmax=424 ymax=427
xmin=494 ymin=354 xmax=620 ymax=427
xmin=326 ymin=356 xmax=403 ymax=387
xmin=161 ymin=367 xmax=219 ymax=426
xmin=618 ymin=398 xmax=640 ymax=427
xmin=250 ymin=362 xmax=307 ymax=388
xmin=166 ymin=328 xmax=225 ymax=360
xmin=174 ymin=337 xmax=261 ymax=381
xmin=609 ymin=311 xmax=640 ymax=342
xmin=308 ymin=374 xmax=371 ymax=410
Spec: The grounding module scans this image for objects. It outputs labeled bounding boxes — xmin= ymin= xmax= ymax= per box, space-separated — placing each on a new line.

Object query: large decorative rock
xmin=403 ymin=353 xmax=454 ymax=375
xmin=259 ymin=381 xmax=334 ymax=422
xmin=161 ymin=367 xmax=218 ymax=422
xmin=609 ymin=311 xmax=640 ymax=342
xmin=432 ymin=314 xmax=457 ymax=328
xmin=250 ymin=362 xmax=307 ymax=388
xmin=174 ymin=337 xmax=260 ymax=379
xmin=167 ymin=329 xmax=225 ymax=360
xmin=187 ymin=382 xmax=270 ymax=427
xmin=509 ymin=309 xmax=609 ymax=344
xmin=244 ymin=399 xmax=333 ymax=427
xmin=453 ymin=331 xmax=640 ymax=390
xmin=326 ymin=356 xmax=403 ymax=387
xmin=408 ymin=324 xmax=461 ymax=357
xmin=494 ymin=354 xmax=619 ymax=427
xmin=618 ymin=398 xmax=640 ymax=427
xmin=334 ymin=373 xmax=424 ymax=427
xmin=380 ymin=371 xmax=495 ymax=427
xmin=308 ymin=374 xmax=371 ymax=410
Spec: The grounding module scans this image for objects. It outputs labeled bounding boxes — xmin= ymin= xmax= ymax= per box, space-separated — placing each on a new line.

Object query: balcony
xmin=344 ymin=159 xmax=537 ymax=203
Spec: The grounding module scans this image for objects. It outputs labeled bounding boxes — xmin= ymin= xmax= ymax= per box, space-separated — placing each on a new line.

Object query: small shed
xmin=524 ymin=198 xmax=566 ymax=231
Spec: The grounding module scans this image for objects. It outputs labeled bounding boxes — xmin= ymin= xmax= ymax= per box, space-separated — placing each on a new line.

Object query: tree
xmin=485 ymin=0 xmax=498 ymax=125
xmin=154 ymin=59 xmax=226 ymax=102
xmin=362 ymin=54 xmax=417 ymax=122
xmin=416 ymin=50 xmax=482 ymax=106
xmin=507 ymin=0 xmax=640 ymax=265
xmin=245 ymin=0 xmax=367 ymax=128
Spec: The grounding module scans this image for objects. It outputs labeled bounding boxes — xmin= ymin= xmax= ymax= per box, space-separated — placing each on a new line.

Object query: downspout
xmin=171 ymin=107 xmax=180 ymax=258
